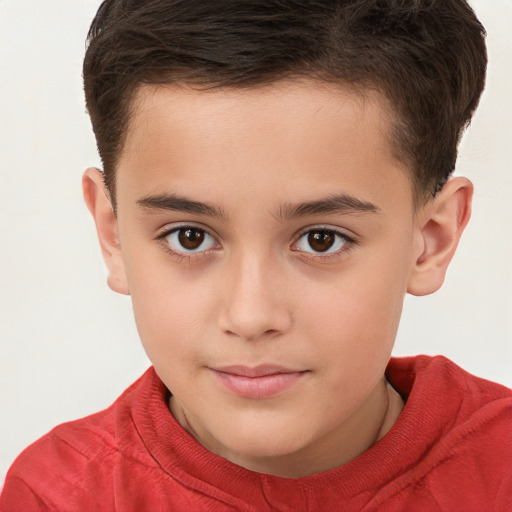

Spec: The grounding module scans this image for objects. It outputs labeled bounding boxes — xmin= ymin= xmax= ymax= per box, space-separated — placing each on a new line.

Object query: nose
xmin=217 ymin=251 xmax=292 ymax=341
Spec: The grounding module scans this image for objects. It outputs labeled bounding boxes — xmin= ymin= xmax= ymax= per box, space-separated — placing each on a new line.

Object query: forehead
xmin=127 ymin=80 xmax=394 ymax=149
xmin=117 ymin=80 xmax=413 ymax=214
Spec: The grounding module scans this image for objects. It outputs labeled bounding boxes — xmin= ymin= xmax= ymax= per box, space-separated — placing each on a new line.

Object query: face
xmin=113 ymin=81 xmax=420 ymax=476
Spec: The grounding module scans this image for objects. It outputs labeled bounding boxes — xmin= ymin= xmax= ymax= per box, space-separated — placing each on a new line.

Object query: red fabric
xmin=1 ymin=355 xmax=511 ymax=512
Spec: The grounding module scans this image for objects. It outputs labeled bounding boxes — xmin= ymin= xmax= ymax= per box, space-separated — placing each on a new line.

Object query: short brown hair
xmin=83 ymin=0 xmax=487 ymax=205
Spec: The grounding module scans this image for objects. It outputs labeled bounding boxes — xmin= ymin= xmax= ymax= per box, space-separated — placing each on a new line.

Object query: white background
xmin=1 ymin=0 xmax=511 ymax=484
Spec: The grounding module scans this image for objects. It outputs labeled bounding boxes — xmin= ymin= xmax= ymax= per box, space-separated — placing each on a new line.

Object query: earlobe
xmin=82 ymin=167 xmax=130 ymax=295
xmin=407 ymin=177 xmax=473 ymax=296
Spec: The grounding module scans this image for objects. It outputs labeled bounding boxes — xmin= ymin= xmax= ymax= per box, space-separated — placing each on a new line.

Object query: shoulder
xmin=387 ymin=354 xmax=511 ymax=414
xmin=385 ymin=355 xmax=512 ymax=510
xmin=0 ymin=368 xmax=159 ymax=511
xmin=387 ymin=355 xmax=512 ymax=454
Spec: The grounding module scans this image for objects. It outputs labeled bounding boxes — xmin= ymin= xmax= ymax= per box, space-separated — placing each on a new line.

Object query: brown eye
xmin=296 ymin=228 xmax=348 ymax=254
xmin=164 ymin=227 xmax=218 ymax=254
xmin=178 ymin=228 xmax=205 ymax=250
xmin=307 ymin=230 xmax=336 ymax=252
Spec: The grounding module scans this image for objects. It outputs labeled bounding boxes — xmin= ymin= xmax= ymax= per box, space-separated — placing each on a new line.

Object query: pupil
xmin=308 ymin=230 xmax=334 ymax=252
xmin=178 ymin=228 xmax=204 ymax=250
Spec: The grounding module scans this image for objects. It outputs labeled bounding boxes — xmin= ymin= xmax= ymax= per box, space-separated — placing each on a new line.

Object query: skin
xmin=84 ymin=80 xmax=472 ymax=478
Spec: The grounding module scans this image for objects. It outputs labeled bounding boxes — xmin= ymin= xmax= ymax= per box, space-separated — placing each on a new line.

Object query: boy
xmin=1 ymin=0 xmax=511 ymax=510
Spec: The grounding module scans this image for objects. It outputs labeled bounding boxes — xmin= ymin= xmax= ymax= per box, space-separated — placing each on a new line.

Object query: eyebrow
xmin=137 ymin=193 xmax=226 ymax=218
xmin=137 ymin=192 xmax=380 ymax=220
xmin=275 ymin=194 xmax=381 ymax=220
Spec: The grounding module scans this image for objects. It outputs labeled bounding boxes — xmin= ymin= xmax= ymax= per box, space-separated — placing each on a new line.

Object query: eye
xmin=295 ymin=228 xmax=349 ymax=254
xmin=165 ymin=227 xmax=218 ymax=254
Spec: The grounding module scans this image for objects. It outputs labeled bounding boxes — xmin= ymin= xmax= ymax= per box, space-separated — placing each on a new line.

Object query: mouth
xmin=210 ymin=365 xmax=308 ymax=399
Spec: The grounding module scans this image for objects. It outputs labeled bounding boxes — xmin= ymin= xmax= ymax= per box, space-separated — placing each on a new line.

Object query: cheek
xmin=297 ymin=249 xmax=410 ymax=359
xmin=126 ymin=261 xmax=217 ymax=368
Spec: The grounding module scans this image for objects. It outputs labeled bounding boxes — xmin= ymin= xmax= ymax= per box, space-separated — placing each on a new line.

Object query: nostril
xmin=223 ymin=328 xmax=279 ymax=340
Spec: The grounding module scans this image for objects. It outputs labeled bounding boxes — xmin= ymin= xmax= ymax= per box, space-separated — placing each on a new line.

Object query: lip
xmin=210 ymin=365 xmax=308 ymax=399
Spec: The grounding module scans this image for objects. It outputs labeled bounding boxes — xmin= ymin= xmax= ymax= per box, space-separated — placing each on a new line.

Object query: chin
xmin=214 ymin=422 xmax=315 ymax=460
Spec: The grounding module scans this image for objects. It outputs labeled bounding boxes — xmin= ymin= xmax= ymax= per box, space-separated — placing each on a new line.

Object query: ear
xmin=407 ymin=177 xmax=473 ymax=296
xmin=82 ymin=167 xmax=129 ymax=295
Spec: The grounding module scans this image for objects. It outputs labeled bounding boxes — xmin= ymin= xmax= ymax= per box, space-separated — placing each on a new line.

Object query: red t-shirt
xmin=1 ymin=355 xmax=511 ymax=511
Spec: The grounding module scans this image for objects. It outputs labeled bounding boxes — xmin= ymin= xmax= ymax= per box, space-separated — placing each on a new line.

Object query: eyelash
xmin=156 ymin=224 xmax=220 ymax=262
xmin=155 ymin=224 xmax=356 ymax=262
xmin=292 ymin=226 xmax=356 ymax=261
